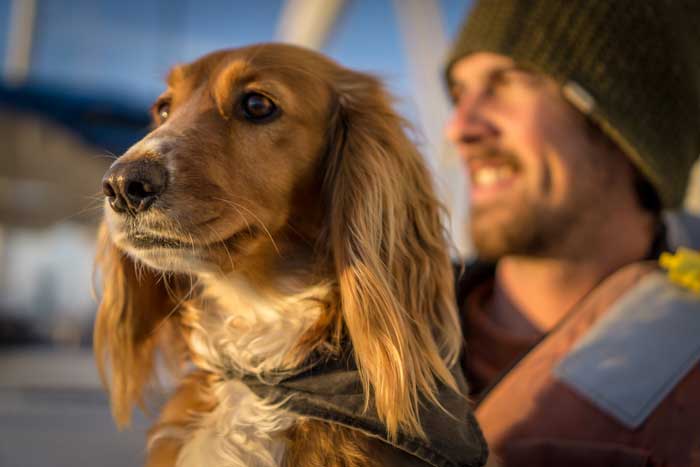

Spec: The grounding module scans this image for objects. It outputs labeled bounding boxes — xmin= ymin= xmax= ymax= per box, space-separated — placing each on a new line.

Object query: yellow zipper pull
xmin=659 ymin=247 xmax=700 ymax=295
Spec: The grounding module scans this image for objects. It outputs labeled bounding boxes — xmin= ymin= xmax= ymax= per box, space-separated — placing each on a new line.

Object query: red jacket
xmin=458 ymin=260 xmax=700 ymax=467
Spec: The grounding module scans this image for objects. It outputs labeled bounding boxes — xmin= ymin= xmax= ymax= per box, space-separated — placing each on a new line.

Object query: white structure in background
xmin=4 ymin=0 xmax=36 ymax=84
xmin=276 ymin=0 xmax=472 ymax=257
xmin=392 ymin=0 xmax=471 ymax=257
xmin=1 ymin=224 xmax=97 ymax=343
xmin=276 ymin=0 xmax=347 ymax=49
xmin=1 ymin=224 xmax=95 ymax=316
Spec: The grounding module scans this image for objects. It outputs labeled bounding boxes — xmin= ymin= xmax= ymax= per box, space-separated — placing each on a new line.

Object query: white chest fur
xmin=173 ymin=272 xmax=330 ymax=467
xmin=175 ymin=379 xmax=296 ymax=467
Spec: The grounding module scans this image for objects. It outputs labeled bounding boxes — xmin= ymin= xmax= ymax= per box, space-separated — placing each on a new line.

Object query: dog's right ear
xmin=93 ymin=222 xmax=182 ymax=427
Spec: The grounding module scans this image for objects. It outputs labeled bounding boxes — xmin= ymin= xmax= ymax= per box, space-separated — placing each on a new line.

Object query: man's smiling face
xmin=445 ymin=52 xmax=628 ymax=260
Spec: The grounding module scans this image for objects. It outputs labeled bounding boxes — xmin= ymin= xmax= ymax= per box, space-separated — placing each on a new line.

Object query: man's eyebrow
xmin=449 ymin=62 xmax=540 ymax=100
xmin=487 ymin=64 xmax=545 ymax=88
xmin=495 ymin=63 xmax=542 ymax=78
xmin=488 ymin=64 xmax=529 ymax=79
xmin=448 ymin=65 xmax=511 ymax=101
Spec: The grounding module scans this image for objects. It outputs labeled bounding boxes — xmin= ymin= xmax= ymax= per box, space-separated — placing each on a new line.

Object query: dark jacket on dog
xmin=230 ymin=349 xmax=489 ymax=467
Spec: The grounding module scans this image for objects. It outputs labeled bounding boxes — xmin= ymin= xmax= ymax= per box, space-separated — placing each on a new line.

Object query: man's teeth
xmin=472 ymin=166 xmax=514 ymax=187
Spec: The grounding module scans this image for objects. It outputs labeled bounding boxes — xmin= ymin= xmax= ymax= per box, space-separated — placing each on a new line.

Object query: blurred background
xmin=0 ymin=1 xmax=699 ymax=466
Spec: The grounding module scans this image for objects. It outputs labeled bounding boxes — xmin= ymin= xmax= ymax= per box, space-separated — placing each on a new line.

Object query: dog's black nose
xmin=102 ymin=159 xmax=168 ymax=214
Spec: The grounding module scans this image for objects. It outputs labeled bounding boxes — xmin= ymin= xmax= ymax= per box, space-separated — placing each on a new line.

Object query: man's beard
xmin=469 ymin=197 xmax=581 ymax=261
xmin=464 ymin=134 xmax=623 ymax=262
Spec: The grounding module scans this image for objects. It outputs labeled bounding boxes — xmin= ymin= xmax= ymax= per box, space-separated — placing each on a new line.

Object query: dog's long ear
xmin=93 ymin=223 xmax=182 ymax=427
xmin=322 ymin=70 xmax=463 ymax=439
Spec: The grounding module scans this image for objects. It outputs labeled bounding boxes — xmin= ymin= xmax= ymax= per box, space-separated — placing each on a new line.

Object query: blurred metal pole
xmin=276 ymin=0 xmax=346 ymax=49
xmin=4 ymin=0 xmax=37 ymax=84
xmin=393 ymin=0 xmax=472 ymax=258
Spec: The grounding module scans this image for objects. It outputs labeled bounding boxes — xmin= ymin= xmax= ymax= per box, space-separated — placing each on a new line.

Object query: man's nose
xmin=102 ymin=158 xmax=168 ymax=215
xmin=445 ymin=92 xmax=495 ymax=145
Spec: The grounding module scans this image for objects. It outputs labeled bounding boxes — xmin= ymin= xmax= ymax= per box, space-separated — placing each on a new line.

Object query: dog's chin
xmin=112 ymin=227 xmax=259 ymax=274
xmin=112 ymin=236 xmax=213 ymax=274
xmin=126 ymin=246 xmax=217 ymax=274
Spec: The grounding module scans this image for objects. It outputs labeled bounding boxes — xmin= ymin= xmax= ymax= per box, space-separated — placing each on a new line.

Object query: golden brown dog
xmin=95 ymin=43 xmax=468 ymax=467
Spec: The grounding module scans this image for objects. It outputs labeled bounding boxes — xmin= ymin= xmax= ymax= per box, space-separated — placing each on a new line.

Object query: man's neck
xmin=488 ymin=222 xmax=655 ymax=336
xmin=489 ymin=258 xmax=609 ymax=336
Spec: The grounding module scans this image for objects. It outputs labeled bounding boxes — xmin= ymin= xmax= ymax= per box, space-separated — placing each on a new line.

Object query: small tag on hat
xmin=562 ymin=81 xmax=595 ymax=115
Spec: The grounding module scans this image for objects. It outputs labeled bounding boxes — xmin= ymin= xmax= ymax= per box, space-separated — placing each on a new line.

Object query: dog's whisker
xmin=213 ymin=197 xmax=280 ymax=256
xmin=90 ymin=152 xmax=119 ymax=162
xmin=175 ymin=218 xmax=198 ymax=281
xmin=203 ymin=222 xmax=236 ymax=272
xmin=151 ymin=275 xmax=199 ymax=338
xmin=235 ymin=205 xmax=280 ymax=256
xmin=188 ymin=234 xmax=200 ymax=278
xmin=168 ymin=216 xmax=198 ymax=279
xmin=283 ymin=222 xmax=315 ymax=249
xmin=211 ymin=197 xmax=253 ymax=236
xmin=51 ymin=198 xmax=106 ymax=225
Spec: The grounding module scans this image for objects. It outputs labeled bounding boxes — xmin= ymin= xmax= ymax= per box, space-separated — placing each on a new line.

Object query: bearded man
xmin=445 ymin=1 xmax=700 ymax=465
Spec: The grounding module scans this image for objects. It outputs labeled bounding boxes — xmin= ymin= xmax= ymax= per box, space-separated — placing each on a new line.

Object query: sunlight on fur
xmin=169 ymin=380 xmax=295 ymax=467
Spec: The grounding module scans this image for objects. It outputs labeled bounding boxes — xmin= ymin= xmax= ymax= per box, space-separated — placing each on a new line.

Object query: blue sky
xmin=1 ymin=0 xmax=471 ymax=108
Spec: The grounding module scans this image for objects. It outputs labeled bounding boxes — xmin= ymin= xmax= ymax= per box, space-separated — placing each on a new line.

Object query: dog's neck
xmin=184 ymin=261 xmax=333 ymax=377
xmin=172 ymin=252 xmax=336 ymax=467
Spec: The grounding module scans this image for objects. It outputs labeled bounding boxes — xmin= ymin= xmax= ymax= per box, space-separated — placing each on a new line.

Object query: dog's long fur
xmin=94 ymin=44 xmax=462 ymax=466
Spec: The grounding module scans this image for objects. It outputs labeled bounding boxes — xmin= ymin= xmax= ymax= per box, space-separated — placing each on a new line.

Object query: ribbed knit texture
xmin=446 ymin=0 xmax=700 ymax=208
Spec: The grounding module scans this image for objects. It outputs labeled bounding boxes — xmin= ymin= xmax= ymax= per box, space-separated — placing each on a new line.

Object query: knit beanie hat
xmin=445 ymin=0 xmax=700 ymax=208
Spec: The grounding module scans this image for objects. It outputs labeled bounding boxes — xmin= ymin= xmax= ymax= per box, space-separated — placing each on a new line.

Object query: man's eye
xmin=449 ymin=88 xmax=463 ymax=106
xmin=486 ymin=71 xmax=511 ymax=94
xmin=241 ymin=93 xmax=278 ymax=121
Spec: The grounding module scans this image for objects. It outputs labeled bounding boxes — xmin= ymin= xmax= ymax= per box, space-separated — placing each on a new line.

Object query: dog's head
xmin=96 ymin=43 xmax=461 ymax=438
xmin=101 ymin=45 xmax=341 ymax=274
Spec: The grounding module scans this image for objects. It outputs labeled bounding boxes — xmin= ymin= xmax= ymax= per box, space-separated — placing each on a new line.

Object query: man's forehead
xmin=449 ymin=52 xmax=516 ymax=85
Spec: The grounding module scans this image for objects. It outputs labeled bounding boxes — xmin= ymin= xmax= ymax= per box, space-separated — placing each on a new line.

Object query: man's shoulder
xmin=475 ymin=264 xmax=700 ymax=465
xmin=555 ymin=267 xmax=700 ymax=429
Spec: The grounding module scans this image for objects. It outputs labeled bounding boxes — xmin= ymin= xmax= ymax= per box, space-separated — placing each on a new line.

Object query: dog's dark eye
xmin=242 ymin=93 xmax=277 ymax=121
xmin=154 ymin=101 xmax=170 ymax=123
